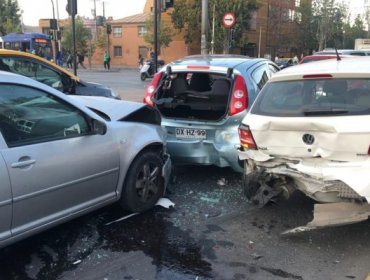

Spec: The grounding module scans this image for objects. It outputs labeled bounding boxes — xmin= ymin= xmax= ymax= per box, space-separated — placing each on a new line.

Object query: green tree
xmin=313 ymin=0 xmax=346 ymax=50
xmin=61 ymin=17 xmax=92 ymax=55
xmin=343 ymin=15 xmax=366 ymax=49
xmin=0 ymin=0 xmax=21 ymax=35
xmin=296 ymin=0 xmax=318 ymax=55
xmin=171 ymin=0 xmax=259 ymax=53
xmin=143 ymin=16 xmax=174 ymax=51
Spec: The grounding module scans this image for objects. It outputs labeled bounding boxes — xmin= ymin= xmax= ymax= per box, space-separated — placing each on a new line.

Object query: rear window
xmin=251 ymin=79 xmax=370 ymax=117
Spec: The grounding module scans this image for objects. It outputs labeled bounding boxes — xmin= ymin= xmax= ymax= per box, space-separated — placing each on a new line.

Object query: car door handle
xmin=11 ymin=159 xmax=36 ymax=168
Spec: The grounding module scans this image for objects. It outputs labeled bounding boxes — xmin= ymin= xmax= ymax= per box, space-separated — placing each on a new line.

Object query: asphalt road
xmin=1 ymin=69 xmax=370 ymax=280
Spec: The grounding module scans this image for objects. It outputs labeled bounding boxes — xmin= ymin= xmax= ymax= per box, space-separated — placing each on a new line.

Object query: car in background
xmin=0 ymin=71 xmax=171 ymax=248
xmin=299 ymin=54 xmax=351 ymax=64
xmin=143 ymin=55 xmax=280 ymax=172
xmin=0 ymin=49 xmax=119 ymax=99
xmin=238 ymin=57 xmax=370 ymax=233
xmin=315 ymin=49 xmax=370 ymax=56
xmin=275 ymin=57 xmax=297 ymax=69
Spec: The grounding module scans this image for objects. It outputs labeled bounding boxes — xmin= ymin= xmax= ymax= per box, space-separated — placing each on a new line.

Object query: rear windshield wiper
xmin=302 ymin=107 xmax=348 ymax=116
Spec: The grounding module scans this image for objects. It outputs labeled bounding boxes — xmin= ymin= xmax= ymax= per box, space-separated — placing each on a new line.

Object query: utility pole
xmin=201 ymin=0 xmax=209 ymax=54
xmin=211 ymin=3 xmax=215 ymax=54
xmin=56 ymin=0 xmax=61 ymax=53
xmin=94 ymin=0 xmax=97 ymax=39
xmin=50 ymin=0 xmax=57 ymax=62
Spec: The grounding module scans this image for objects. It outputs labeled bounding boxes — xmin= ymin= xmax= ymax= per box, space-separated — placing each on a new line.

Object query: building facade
xmin=37 ymin=0 xmax=304 ymax=67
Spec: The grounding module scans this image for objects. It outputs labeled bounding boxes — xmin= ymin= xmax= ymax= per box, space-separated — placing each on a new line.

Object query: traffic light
xmin=56 ymin=30 xmax=62 ymax=40
xmin=96 ymin=16 xmax=105 ymax=26
xmin=49 ymin=30 xmax=54 ymax=40
xmin=49 ymin=19 xmax=57 ymax=30
xmin=66 ymin=0 xmax=77 ymax=16
xmin=106 ymin=24 xmax=112 ymax=34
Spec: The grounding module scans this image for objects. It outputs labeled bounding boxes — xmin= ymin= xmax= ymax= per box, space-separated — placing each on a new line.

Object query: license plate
xmin=175 ymin=128 xmax=206 ymax=139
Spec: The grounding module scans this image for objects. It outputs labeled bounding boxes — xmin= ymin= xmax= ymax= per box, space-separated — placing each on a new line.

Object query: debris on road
xmin=282 ymin=202 xmax=370 ymax=235
xmin=156 ymin=197 xmax=175 ymax=208
xmin=105 ymin=213 xmax=139 ymax=226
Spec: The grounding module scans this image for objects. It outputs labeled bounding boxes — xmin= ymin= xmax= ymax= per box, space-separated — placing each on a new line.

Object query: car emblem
xmin=302 ymin=133 xmax=315 ymax=145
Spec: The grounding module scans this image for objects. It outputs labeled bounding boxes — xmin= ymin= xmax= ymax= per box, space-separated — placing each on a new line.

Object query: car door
xmin=0 ymin=83 xmax=120 ymax=236
xmin=0 ymin=134 xmax=12 ymax=242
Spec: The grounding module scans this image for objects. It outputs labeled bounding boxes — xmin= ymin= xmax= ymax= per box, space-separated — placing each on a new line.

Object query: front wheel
xmin=140 ymin=72 xmax=147 ymax=81
xmin=120 ymin=151 xmax=164 ymax=212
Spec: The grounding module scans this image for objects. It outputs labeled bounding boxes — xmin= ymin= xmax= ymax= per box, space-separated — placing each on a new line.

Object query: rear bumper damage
xmin=238 ymin=148 xmax=370 ymax=232
xmin=164 ymin=120 xmax=244 ymax=172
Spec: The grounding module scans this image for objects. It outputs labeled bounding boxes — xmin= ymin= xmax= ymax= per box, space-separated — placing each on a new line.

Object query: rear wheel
xmin=140 ymin=72 xmax=147 ymax=81
xmin=120 ymin=151 xmax=164 ymax=212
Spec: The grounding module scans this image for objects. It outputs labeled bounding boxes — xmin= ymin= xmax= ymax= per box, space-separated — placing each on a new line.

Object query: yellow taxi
xmin=0 ymin=49 xmax=119 ymax=99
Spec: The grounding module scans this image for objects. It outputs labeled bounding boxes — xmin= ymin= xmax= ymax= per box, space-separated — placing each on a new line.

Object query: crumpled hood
xmin=70 ymin=96 xmax=146 ymax=121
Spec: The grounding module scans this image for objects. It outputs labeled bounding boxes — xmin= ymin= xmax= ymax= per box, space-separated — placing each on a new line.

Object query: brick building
xmin=37 ymin=0 xmax=304 ymax=67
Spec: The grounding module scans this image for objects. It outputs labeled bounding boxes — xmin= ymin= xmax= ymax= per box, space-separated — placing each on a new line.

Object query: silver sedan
xmin=0 ymin=71 xmax=171 ymax=248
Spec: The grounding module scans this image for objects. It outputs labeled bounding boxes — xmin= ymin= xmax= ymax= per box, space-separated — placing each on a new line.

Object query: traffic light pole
xmin=72 ymin=13 xmax=77 ymax=75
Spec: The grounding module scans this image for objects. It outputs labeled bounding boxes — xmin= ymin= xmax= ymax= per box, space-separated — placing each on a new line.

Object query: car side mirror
xmin=91 ymin=119 xmax=107 ymax=135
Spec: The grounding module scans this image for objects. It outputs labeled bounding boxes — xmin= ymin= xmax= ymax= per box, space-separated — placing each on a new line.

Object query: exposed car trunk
xmin=153 ymin=72 xmax=233 ymax=121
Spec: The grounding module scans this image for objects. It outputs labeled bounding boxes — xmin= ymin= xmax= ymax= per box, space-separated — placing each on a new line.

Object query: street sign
xmin=222 ymin=12 xmax=236 ymax=28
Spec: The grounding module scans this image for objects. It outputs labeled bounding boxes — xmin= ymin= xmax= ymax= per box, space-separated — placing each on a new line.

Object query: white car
xmin=238 ymin=56 xmax=370 ymax=233
xmin=0 ymin=71 xmax=171 ymax=248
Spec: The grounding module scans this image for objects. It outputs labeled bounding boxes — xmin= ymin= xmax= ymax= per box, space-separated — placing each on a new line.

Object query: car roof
xmin=270 ymin=56 xmax=369 ymax=82
xmin=170 ymin=54 xmax=269 ymax=69
xmin=0 ymin=49 xmax=80 ymax=81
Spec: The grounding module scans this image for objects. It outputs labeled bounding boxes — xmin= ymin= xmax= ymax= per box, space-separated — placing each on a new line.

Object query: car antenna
xmin=335 ymin=47 xmax=341 ymax=61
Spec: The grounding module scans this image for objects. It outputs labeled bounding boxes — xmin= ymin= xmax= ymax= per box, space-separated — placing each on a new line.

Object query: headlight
xmin=110 ymin=90 xmax=120 ymax=99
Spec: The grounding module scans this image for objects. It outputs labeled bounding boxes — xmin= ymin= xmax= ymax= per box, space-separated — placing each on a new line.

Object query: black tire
xmin=242 ymin=172 xmax=261 ymax=201
xmin=120 ymin=152 xmax=164 ymax=212
xmin=140 ymin=72 xmax=146 ymax=81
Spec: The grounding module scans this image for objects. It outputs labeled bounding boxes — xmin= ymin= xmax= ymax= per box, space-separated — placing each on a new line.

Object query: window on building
xmin=113 ymin=26 xmax=122 ymax=37
xmin=138 ymin=26 xmax=147 ymax=37
xmin=248 ymin=10 xmax=257 ymax=31
xmin=114 ymin=46 xmax=122 ymax=57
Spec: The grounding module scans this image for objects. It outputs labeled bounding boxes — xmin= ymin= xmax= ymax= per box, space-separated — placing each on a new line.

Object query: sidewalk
xmin=66 ymin=64 xmax=139 ymax=73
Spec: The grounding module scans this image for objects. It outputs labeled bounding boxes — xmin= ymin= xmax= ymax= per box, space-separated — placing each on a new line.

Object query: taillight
xmin=238 ymin=124 xmax=257 ymax=150
xmin=229 ymin=74 xmax=248 ymax=116
xmin=368 ymin=146 xmax=370 ymax=156
xmin=143 ymin=72 xmax=163 ymax=106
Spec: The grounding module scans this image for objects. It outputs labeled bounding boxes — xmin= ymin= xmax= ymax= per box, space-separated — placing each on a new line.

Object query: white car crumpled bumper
xmin=238 ymin=148 xmax=370 ymax=233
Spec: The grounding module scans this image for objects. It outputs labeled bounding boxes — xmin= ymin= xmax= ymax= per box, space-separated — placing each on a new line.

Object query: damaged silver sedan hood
xmin=70 ymin=96 xmax=145 ymax=121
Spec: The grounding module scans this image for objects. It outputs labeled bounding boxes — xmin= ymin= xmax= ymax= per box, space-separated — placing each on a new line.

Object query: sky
xmin=18 ymin=0 xmax=147 ymax=26
xmin=18 ymin=0 xmax=368 ymax=27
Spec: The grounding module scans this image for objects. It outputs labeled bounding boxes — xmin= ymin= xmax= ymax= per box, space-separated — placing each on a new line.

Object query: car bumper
xmin=238 ymin=148 xmax=370 ymax=203
xmin=165 ymin=123 xmax=243 ymax=172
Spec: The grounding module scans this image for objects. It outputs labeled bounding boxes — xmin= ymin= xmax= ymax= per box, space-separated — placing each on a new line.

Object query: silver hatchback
xmin=143 ymin=55 xmax=279 ymax=172
xmin=0 ymin=71 xmax=171 ymax=248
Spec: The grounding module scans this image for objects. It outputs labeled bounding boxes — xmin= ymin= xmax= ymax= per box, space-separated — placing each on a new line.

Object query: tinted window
xmin=251 ymin=79 xmax=370 ymax=117
xmin=0 ymin=84 xmax=89 ymax=147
